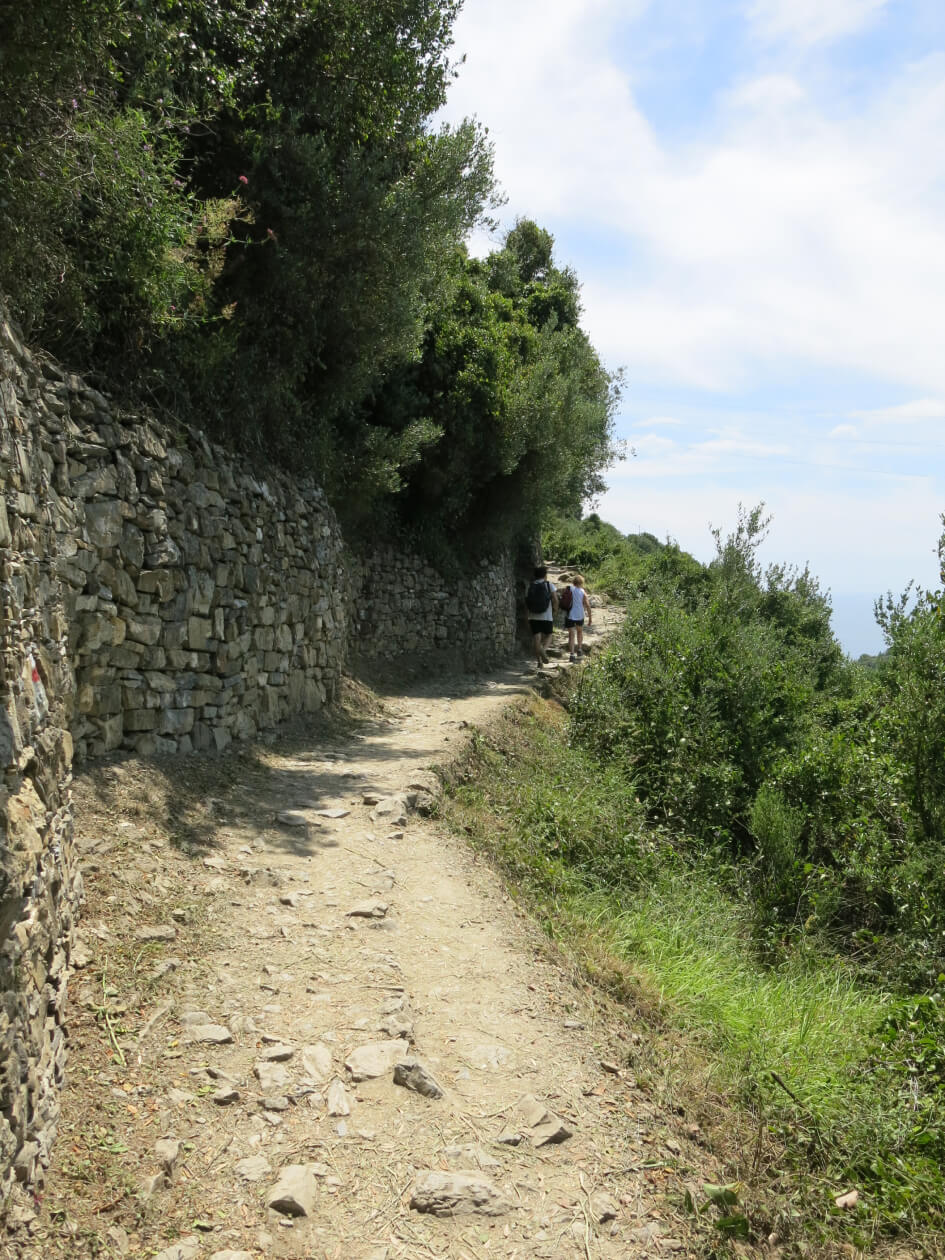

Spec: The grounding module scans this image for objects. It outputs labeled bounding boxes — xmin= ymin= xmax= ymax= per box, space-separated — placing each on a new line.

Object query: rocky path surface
xmin=7 ymin=601 xmax=720 ymax=1260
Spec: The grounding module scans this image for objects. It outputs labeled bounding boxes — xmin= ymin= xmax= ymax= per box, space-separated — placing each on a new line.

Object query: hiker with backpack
xmin=560 ymin=574 xmax=592 ymax=662
xmin=525 ymin=565 xmax=558 ymax=667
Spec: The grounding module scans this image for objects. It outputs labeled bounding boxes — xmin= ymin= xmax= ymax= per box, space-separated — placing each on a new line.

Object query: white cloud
xmin=851 ymin=398 xmax=945 ymax=424
xmin=829 ymin=423 xmax=859 ymax=437
xmin=633 ymin=415 xmax=684 ymax=427
xmin=745 ymin=0 xmax=892 ymax=47
xmin=442 ymin=9 xmax=945 ymax=399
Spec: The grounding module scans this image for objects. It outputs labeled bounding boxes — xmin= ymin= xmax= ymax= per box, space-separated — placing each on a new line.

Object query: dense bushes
xmin=563 ymin=507 xmax=945 ymax=984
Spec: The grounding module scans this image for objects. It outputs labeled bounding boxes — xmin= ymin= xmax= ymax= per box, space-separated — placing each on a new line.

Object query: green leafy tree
xmin=351 ymin=220 xmax=621 ymax=547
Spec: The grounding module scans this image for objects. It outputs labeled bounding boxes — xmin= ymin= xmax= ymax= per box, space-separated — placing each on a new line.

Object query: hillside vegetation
xmin=447 ymin=508 xmax=945 ymax=1252
xmin=0 ymin=0 xmax=618 ymax=551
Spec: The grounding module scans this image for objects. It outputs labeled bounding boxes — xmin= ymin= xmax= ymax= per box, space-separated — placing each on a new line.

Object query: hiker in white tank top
xmin=564 ymin=575 xmax=592 ymax=661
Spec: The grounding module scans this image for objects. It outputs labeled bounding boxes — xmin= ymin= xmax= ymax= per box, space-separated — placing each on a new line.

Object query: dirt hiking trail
xmin=5 ymin=596 xmax=728 ymax=1260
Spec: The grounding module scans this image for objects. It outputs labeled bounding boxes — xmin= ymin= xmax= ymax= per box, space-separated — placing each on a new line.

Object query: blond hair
xmin=573 ymin=575 xmax=585 ymax=587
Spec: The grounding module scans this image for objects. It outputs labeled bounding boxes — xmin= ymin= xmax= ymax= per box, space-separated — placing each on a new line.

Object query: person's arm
xmin=550 ymin=583 xmax=559 ymax=613
xmin=585 ymin=591 xmax=592 ymax=624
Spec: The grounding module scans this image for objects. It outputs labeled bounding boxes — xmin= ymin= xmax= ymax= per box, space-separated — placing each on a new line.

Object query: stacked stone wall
xmin=0 ymin=303 xmax=518 ymax=1197
xmin=351 ymin=547 xmax=516 ymax=675
xmin=0 ymin=312 xmax=82 ymax=1199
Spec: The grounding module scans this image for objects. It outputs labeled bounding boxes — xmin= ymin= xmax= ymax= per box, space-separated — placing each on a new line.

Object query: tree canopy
xmin=0 ymin=1 xmax=619 ymax=554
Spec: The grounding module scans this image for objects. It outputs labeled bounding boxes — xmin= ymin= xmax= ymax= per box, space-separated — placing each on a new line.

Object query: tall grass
xmin=573 ymin=876 xmax=882 ymax=1118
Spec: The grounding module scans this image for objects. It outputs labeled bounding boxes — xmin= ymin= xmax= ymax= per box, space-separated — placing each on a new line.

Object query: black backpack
xmin=525 ymin=580 xmax=552 ymax=614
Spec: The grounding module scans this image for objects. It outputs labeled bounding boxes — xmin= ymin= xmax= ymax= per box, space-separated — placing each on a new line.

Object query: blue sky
xmin=438 ymin=0 xmax=945 ymax=655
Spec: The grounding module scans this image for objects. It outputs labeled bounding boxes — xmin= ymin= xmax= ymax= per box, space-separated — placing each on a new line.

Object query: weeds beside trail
xmin=440 ymin=693 xmax=943 ymax=1258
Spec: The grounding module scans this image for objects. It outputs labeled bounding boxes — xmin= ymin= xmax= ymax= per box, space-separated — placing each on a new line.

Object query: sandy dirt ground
xmin=3 ymin=597 xmax=728 ymax=1260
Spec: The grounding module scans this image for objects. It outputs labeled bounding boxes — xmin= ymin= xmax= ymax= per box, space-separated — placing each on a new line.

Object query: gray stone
xmin=276 ymin=810 xmax=308 ymax=827
xmin=498 ymin=1094 xmax=573 ymax=1147
xmin=301 ymin=1043 xmax=333 ymax=1082
xmin=254 ymin=1061 xmax=290 ymax=1092
xmin=267 ymin=1164 xmax=319 ymax=1217
xmin=261 ymin=1095 xmax=289 ymax=1112
xmin=155 ymin=1138 xmax=181 ymax=1176
xmin=371 ymin=796 xmax=408 ymax=826
xmin=346 ymin=899 xmax=388 ymax=919
xmin=84 ymin=499 xmax=124 ymax=549
xmin=344 ymin=1040 xmax=406 ymax=1081
xmin=260 ymin=1043 xmax=294 ymax=1062
xmin=185 ymin=1024 xmax=233 ymax=1045
xmin=326 ymin=1079 xmax=351 ymax=1117
xmin=393 ymin=1059 xmax=444 ymax=1099
xmin=234 ymin=1154 xmax=272 ymax=1182
xmin=135 ymin=925 xmax=177 ymax=943
xmin=591 ymin=1191 xmax=619 ymax=1223
xmin=153 ymin=1238 xmax=201 ymax=1260
xmin=410 ymin=1171 xmax=510 ymax=1218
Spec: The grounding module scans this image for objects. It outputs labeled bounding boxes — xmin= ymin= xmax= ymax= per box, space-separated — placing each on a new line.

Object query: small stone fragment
xmin=410 ymin=1171 xmax=510 ymax=1218
xmin=378 ymin=1011 xmax=414 ymax=1039
xmin=345 ymin=1040 xmax=406 ymax=1081
xmin=210 ymin=1252 xmax=254 ymax=1260
xmin=255 ymin=1061 xmax=290 ymax=1092
xmin=371 ymin=796 xmax=407 ymax=826
xmin=185 ymin=1024 xmax=233 ymax=1045
xmin=260 ymin=1043 xmax=294 ymax=1062
xmin=139 ymin=1171 xmax=165 ymax=1199
xmin=179 ymin=1010 xmax=212 ymax=1027
xmin=442 ymin=1143 xmax=501 ymax=1170
xmin=211 ymin=1087 xmax=239 ymax=1105
xmin=346 ymin=899 xmax=388 ymax=919
xmin=267 ymin=1164 xmax=319 ymax=1217
xmin=136 ymin=925 xmax=178 ymax=943
xmin=393 ymin=1059 xmax=444 ymax=1099
xmin=326 ymin=1078 xmax=351 ymax=1116
xmin=301 ymin=1043 xmax=333 ymax=1082
xmin=106 ymin=1225 xmax=130 ymax=1256
xmin=316 ymin=808 xmax=349 ymax=819
xmin=151 ymin=959 xmax=180 ymax=981
xmin=153 ymin=1238 xmax=201 ymax=1260
xmin=234 ymin=1155 xmax=272 ymax=1183
xmin=155 ymin=1138 xmax=181 ymax=1176
xmin=498 ymin=1094 xmax=573 ymax=1147
xmin=277 ymin=811 xmax=308 ymax=827
xmin=591 ymin=1191 xmax=619 ymax=1223
xmin=262 ymin=1096 xmax=290 ymax=1112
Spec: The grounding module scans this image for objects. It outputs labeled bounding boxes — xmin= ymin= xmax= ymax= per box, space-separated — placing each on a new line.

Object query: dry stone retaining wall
xmin=0 ymin=304 xmax=517 ymax=1198
xmin=0 ymin=312 xmax=82 ymax=1200
xmin=351 ymin=546 xmax=516 ymax=675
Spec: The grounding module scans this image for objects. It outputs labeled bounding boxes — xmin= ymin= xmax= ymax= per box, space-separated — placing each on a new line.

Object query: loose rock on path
xmin=4 ymin=605 xmax=722 ymax=1259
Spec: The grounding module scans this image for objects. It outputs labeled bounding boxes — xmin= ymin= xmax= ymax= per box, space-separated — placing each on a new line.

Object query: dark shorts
xmin=565 ymin=617 xmax=584 ymax=628
xmin=529 ymin=619 xmax=553 ymax=637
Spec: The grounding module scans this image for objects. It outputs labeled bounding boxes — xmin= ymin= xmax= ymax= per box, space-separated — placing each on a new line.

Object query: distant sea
xmin=830 ymin=592 xmax=886 ymax=659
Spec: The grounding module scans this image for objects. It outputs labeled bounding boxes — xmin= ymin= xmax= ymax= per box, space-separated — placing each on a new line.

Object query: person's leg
xmin=540 ymin=629 xmax=553 ymax=662
xmin=532 ymin=631 xmax=544 ymax=664
xmin=576 ymin=622 xmax=584 ymax=653
xmin=568 ymin=622 xmax=576 ymax=656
